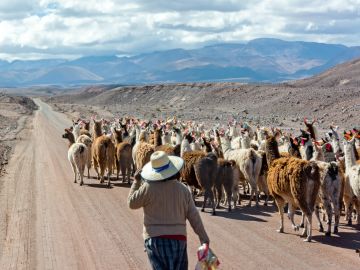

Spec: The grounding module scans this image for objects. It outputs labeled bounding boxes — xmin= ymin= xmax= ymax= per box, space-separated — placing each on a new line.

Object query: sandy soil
xmin=0 ymin=98 xmax=358 ymax=269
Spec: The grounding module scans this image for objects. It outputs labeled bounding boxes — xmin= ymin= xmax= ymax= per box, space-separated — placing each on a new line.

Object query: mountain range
xmin=1 ymin=38 xmax=360 ymax=87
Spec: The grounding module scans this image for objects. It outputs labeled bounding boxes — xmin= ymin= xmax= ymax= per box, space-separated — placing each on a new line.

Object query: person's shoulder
xmin=173 ymin=181 xmax=191 ymax=194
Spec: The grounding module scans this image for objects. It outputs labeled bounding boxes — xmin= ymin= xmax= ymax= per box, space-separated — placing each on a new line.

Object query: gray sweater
xmin=128 ymin=179 xmax=210 ymax=244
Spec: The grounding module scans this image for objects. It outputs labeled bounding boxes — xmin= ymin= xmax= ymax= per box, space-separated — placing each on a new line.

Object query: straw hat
xmin=140 ymin=151 xmax=184 ymax=181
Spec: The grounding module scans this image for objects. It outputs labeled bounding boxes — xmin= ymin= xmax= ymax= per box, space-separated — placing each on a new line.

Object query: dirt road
xmin=0 ymin=99 xmax=359 ymax=270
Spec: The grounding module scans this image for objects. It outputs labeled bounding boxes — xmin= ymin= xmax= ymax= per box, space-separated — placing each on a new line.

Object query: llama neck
xmin=180 ymin=139 xmax=191 ymax=157
xmin=68 ymin=135 xmax=75 ymax=146
xmin=114 ymin=132 xmax=123 ymax=144
xmin=344 ymin=144 xmax=356 ymax=168
xmin=93 ymin=124 xmax=103 ymax=138
xmin=154 ymin=130 xmax=162 ymax=147
xmin=220 ymin=137 xmax=231 ymax=154
xmin=135 ymin=125 xmax=140 ymax=142
xmin=241 ymin=136 xmax=251 ymax=149
xmin=175 ymin=131 xmax=182 ymax=145
xmin=73 ymin=126 xmax=81 ymax=142
xmin=312 ymin=146 xmax=325 ymax=161
xmin=331 ymin=137 xmax=341 ymax=155
xmin=265 ymin=137 xmax=281 ymax=166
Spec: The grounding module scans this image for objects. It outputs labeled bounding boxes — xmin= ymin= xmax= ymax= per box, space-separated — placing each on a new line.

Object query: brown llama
xmin=215 ymin=159 xmax=235 ymax=211
xmin=266 ymin=135 xmax=320 ymax=242
xmin=113 ymin=128 xmax=133 ymax=183
xmin=92 ymin=119 xmax=115 ymax=187
xmin=135 ymin=131 xmax=155 ymax=170
xmin=194 ymin=153 xmax=218 ymax=215
xmin=153 ymin=127 xmax=176 ymax=155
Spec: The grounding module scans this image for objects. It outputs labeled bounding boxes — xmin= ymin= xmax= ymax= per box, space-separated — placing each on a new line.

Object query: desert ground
xmin=0 ymin=84 xmax=359 ymax=269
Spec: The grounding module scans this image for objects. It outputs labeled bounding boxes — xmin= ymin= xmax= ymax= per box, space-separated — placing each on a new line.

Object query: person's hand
xmin=134 ymin=169 xmax=142 ymax=182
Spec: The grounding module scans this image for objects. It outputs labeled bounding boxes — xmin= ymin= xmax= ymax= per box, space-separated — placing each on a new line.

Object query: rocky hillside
xmin=0 ymin=94 xmax=38 ymax=175
xmin=46 ymin=58 xmax=360 ymax=131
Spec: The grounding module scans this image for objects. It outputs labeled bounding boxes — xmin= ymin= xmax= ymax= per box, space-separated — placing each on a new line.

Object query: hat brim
xmin=141 ymin=156 xmax=184 ymax=181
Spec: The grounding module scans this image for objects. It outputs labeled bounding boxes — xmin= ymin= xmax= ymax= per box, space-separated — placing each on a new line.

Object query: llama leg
xmin=247 ymin=185 xmax=253 ymax=207
xmin=201 ymin=191 xmax=208 ymax=212
xmin=226 ymin=187 xmax=232 ymax=212
xmin=209 ymin=190 xmax=216 ymax=216
xmin=255 ymin=189 xmax=259 ymax=207
xmin=304 ymin=214 xmax=313 ymax=242
xmin=288 ymin=203 xmax=299 ymax=231
xmin=71 ymin=162 xmax=77 ymax=183
xmin=264 ymin=192 xmax=269 ymax=206
xmin=116 ymin=160 xmax=120 ymax=180
xmin=79 ymin=164 xmax=84 ymax=186
xmin=301 ymin=217 xmax=308 ymax=238
xmin=274 ymin=196 xmax=285 ymax=233
xmin=333 ymin=199 xmax=340 ymax=234
xmin=235 ymin=185 xmax=240 ymax=206
xmin=354 ymin=202 xmax=360 ymax=224
xmin=121 ymin=163 xmax=126 ymax=183
xmin=314 ymin=206 xmax=324 ymax=233
xmin=215 ymin=186 xmax=221 ymax=209
xmin=347 ymin=203 xmax=353 ymax=225
xmin=323 ymin=200 xmax=333 ymax=236
xmin=299 ymin=211 xmax=305 ymax=228
xmin=99 ymin=164 xmax=105 ymax=184
xmin=127 ymin=165 xmax=131 ymax=184
xmin=107 ymin=169 xmax=111 ymax=187
xmin=343 ymin=199 xmax=349 ymax=221
xmin=93 ymin=158 xmax=100 ymax=180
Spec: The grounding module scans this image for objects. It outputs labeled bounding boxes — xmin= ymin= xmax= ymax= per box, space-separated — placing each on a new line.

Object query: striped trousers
xmin=144 ymin=237 xmax=188 ymax=270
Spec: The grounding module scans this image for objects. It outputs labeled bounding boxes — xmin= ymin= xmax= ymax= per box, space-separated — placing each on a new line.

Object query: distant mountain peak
xmin=1 ymin=38 xmax=360 ymax=87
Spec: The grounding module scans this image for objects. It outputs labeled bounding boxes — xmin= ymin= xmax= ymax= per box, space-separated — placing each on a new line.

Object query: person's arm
xmin=127 ymin=170 xmax=148 ymax=209
xmin=186 ymin=193 xmax=210 ymax=244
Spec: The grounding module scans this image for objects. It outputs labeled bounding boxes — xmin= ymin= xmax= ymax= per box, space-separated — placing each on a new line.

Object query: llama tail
xmin=79 ymin=145 xmax=85 ymax=154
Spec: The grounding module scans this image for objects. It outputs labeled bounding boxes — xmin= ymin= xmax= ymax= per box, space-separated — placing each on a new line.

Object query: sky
xmin=0 ymin=0 xmax=360 ymax=61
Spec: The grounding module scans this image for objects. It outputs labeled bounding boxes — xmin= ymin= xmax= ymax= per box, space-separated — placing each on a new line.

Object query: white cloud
xmin=0 ymin=0 xmax=359 ymax=61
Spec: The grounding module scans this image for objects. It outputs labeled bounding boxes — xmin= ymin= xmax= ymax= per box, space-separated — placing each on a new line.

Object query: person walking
xmin=128 ymin=151 xmax=210 ymax=270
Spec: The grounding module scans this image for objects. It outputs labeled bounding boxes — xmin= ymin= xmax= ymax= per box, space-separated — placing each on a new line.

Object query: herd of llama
xmin=62 ymin=116 xmax=360 ymax=242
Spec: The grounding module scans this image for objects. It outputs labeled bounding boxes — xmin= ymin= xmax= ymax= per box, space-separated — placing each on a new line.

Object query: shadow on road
xmin=312 ymin=226 xmax=360 ymax=251
xmin=213 ymin=210 xmax=268 ymax=222
xmin=85 ymin=183 xmax=114 ymax=189
xmin=112 ymin=182 xmax=132 ymax=188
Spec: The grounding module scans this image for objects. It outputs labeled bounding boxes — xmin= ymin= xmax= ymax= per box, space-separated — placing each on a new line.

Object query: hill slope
xmin=46 ymin=58 xmax=360 ymax=129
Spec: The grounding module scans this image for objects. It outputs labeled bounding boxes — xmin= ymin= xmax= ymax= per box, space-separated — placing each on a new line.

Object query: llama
xmin=62 ymin=129 xmax=88 ymax=186
xmin=153 ymin=127 xmax=177 ymax=155
xmin=266 ymin=135 xmax=320 ymax=242
xmin=314 ymin=161 xmax=341 ymax=235
xmin=67 ymin=143 xmax=88 ymax=186
xmin=343 ymin=138 xmax=360 ymax=224
xmin=240 ymin=131 xmax=251 ymax=149
xmin=62 ymin=128 xmax=75 ymax=147
xmin=180 ymin=133 xmax=194 ymax=157
xmin=180 ymin=150 xmax=206 ymax=192
xmin=73 ymin=123 xmax=92 ymax=178
xmin=326 ymin=125 xmax=342 ymax=158
xmin=256 ymin=150 xmax=270 ymax=206
xmin=220 ymin=134 xmax=262 ymax=206
xmin=194 ymin=153 xmax=218 ymax=215
xmin=135 ymin=130 xmax=154 ymax=170
xmin=92 ymin=119 xmax=115 ymax=187
xmin=113 ymin=128 xmax=133 ymax=183
xmin=299 ymin=130 xmax=314 ymax=160
xmin=215 ymin=159 xmax=235 ymax=211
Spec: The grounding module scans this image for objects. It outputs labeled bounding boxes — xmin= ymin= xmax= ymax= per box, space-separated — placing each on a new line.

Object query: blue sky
xmin=0 ymin=0 xmax=359 ymax=61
